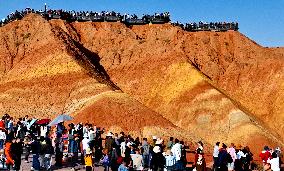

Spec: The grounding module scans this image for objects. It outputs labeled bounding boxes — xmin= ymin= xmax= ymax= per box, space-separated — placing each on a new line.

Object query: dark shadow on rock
xmin=51 ymin=25 xmax=120 ymax=91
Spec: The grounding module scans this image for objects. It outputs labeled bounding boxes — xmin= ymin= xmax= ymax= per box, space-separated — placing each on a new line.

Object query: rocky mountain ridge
xmin=0 ymin=14 xmax=283 ymax=153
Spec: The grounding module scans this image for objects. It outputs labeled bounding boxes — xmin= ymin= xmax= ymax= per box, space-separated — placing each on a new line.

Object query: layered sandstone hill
xmin=0 ymin=14 xmax=283 ymax=153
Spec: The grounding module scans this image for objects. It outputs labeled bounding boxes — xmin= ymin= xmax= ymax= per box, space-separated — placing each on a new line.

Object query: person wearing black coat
xmin=216 ymin=143 xmax=229 ymax=171
xmin=31 ymin=138 xmax=41 ymax=170
xmin=150 ymin=146 xmax=166 ymax=171
xmin=11 ymin=138 xmax=23 ymax=170
xmin=42 ymin=137 xmax=54 ymax=170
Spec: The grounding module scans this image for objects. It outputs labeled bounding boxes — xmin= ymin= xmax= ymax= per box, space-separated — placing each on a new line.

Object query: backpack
xmin=227 ymin=153 xmax=233 ymax=163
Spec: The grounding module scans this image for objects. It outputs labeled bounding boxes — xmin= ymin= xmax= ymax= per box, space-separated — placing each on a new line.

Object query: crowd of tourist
xmin=0 ymin=113 xmax=189 ymax=170
xmin=0 ymin=8 xmax=44 ymax=26
xmin=211 ymin=142 xmax=282 ymax=171
xmin=0 ymin=7 xmax=170 ymax=27
xmin=45 ymin=9 xmax=170 ymax=24
xmin=0 ymin=6 xmax=238 ymax=32
xmin=171 ymin=21 xmax=238 ymax=31
xmin=0 ymin=113 xmax=282 ymax=171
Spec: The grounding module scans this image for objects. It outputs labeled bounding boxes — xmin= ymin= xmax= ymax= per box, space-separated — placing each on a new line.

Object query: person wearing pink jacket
xmin=227 ymin=143 xmax=237 ymax=171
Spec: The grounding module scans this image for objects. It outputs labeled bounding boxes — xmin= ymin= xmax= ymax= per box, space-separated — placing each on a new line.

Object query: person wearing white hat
xmin=106 ymin=132 xmax=113 ymax=137
xmin=153 ymin=146 xmax=161 ymax=153
xmin=155 ymin=138 xmax=164 ymax=146
xmin=150 ymin=145 xmax=165 ymax=170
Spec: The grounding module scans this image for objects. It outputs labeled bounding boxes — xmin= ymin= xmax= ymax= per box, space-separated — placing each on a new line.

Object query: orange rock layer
xmin=0 ymin=14 xmax=283 ymax=154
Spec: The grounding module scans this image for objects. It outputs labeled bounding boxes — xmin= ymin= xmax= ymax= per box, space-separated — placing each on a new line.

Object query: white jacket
xmin=120 ymin=142 xmax=126 ymax=157
xmin=171 ymin=143 xmax=182 ymax=161
xmin=0 ymin=131 xmax=5 ymax=140
xmin=268 ymin=157 xmax=280 ymax=171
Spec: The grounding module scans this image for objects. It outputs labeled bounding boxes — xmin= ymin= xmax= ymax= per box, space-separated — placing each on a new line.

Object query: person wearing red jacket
xmin=259 ymin=146 xmax=272 ymax=166
xmin=0 ymin=118 xmax=5 ymax=129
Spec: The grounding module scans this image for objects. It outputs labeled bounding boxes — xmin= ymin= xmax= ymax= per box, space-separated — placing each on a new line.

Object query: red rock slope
xmin=0 ymin=14 xmax=283 ymax=153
